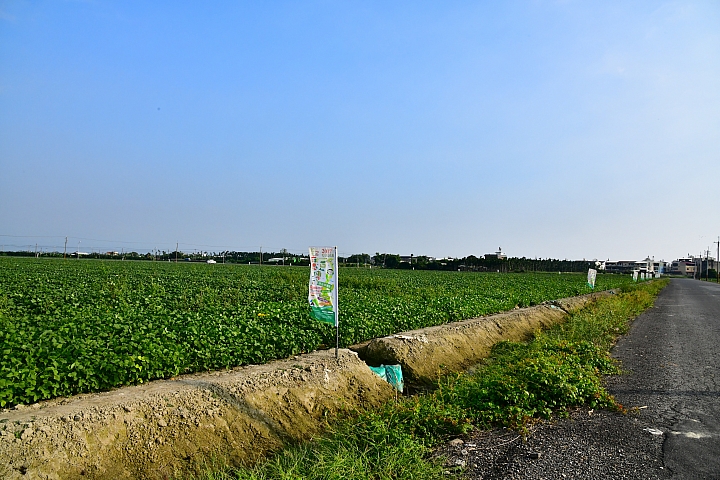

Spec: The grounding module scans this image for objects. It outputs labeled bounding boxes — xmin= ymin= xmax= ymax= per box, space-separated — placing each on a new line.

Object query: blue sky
xmin=1 ymin=1 xmax=718 ymax=261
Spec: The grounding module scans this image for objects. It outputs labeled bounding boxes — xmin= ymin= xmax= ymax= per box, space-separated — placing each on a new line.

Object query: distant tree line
xmin=346 ymin=253 xmax=596 ymax=273
xmin=0 ymin=249 xmax=311 ymax=265
xmin=1 ymin=249 xmax=596 ymax=273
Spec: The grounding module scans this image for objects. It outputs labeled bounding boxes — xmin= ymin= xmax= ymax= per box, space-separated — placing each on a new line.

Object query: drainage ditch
xmin=0 ymin=291 xmax=612 ymax=479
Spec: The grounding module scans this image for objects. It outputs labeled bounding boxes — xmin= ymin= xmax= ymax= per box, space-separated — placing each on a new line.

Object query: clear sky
xmin=1 ymin=1 xmax=718 ymax=261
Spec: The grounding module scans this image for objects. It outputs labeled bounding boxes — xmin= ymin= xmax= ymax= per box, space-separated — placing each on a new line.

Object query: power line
xmin=0 ymin=234 xmax=66 ymax=238
xmin=1 ymin=233 xmax=326 ymax=256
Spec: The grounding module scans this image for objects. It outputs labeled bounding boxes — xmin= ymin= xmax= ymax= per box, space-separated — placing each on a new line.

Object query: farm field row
xmin=0 ymin=258 xmax=633 ymax=407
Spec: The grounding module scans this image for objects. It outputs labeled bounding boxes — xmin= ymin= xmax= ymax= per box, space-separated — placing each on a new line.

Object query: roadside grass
xmin=195 ymin=280 xmax=669 ymax=480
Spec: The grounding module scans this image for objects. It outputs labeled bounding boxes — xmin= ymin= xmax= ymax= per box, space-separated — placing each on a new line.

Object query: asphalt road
xmin=451 ymin=278 xmax=720 ymax=479
xmin=610 ymin=278 xmax=720 ymax=478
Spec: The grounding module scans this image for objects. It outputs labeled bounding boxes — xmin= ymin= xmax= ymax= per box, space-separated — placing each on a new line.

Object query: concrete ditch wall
xmin=0 ymin=290 xmax=614 ymax=479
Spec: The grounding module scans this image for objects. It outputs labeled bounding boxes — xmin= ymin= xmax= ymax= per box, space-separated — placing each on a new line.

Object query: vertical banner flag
xmin=587 ymin=268 xmax=597 ymax=289
xmin=308 ymin=247 xmax=338 ymax=326
xmin=632 ymin=270 xmax=639 ymax=282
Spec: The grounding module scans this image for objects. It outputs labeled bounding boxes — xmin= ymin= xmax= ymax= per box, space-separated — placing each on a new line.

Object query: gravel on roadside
xmin=434 ymin=407 xmax=670 ymax=480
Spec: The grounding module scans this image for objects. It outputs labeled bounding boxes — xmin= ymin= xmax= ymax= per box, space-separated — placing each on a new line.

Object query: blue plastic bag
xmin=369 ymin=364 xmax=404 ymax=393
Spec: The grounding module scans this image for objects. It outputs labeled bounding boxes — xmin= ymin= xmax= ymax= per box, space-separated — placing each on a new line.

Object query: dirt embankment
xmin=0 ymin=350 xmax=395 ymax=480
xmin=351 ymin=291 xmax=614 ymax=387
xmin=0 ymin=290 xmax=613 ymax=479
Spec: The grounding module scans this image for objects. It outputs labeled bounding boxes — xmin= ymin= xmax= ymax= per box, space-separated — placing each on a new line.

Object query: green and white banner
xmin=587 ymin=268 xmax=597 ymax=289
xmin=308 ymin=246 xmax=338 ymax=326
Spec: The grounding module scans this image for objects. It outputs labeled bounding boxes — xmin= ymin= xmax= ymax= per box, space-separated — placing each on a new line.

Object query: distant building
xmin=668 ymin=258 xmax=696 ymax=277
xmin=484 ymin=247 xmax=507 ymax=260
xmin=635 ymin=257 xmax=666 ymax=274
xmin=605 ymin=258 xmax=665 ymax=275
xmin=692 ymin=256 xmax=716 ymax=277
xmin=604 ymin=260 xmax=636 ymax=274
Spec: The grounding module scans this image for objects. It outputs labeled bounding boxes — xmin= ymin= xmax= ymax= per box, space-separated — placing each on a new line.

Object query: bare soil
xmin=0 ymin=350 xmax=395 ymax=479
xmin=352 ymin=292 xmax=613 ymax=387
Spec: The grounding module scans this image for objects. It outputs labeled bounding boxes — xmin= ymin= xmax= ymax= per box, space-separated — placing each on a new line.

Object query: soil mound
xmin=351 ymin=291 xmax=614 ymax=386
xmin=0 ymin=350 xmax=394 ymax=479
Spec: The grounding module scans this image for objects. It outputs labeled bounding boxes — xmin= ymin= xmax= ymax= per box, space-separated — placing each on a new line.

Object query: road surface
xmin=451 ymin=278 xmax=720 ymax=479
xmin=611 ymin=278 xmax=720 ymax=478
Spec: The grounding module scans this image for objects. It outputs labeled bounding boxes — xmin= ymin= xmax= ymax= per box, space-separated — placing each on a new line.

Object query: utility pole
xmin=698 ymin=251 xmax=702 ymax=280
xmin=64 ymin=237 xmax=67 ymax=259
xmin=260 ymin=246 xmax=262 ymax=265
xmin=715 ymin=237 xmax=719 ymax=283
xmin=705 ymin=245 xmax=710 ymax=282
xmin=176 ymin=242 xmax=178 ymax=263
xmin=707 ymin=248 xmax=712 ymax=281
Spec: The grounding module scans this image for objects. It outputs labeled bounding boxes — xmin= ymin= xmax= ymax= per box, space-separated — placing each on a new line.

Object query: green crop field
xmin=0 ymin=257 xmax=632 ymax=407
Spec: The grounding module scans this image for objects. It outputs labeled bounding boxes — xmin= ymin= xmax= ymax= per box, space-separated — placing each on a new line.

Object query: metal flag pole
xmin=334 ymin=246 xmax=339 ymax=360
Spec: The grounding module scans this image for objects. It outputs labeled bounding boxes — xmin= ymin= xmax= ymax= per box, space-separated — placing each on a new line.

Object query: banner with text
xmin=308 ymin=246 xmax=338 ymax=325
xmin=587 ymin=268 xmax=597 ymax=289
